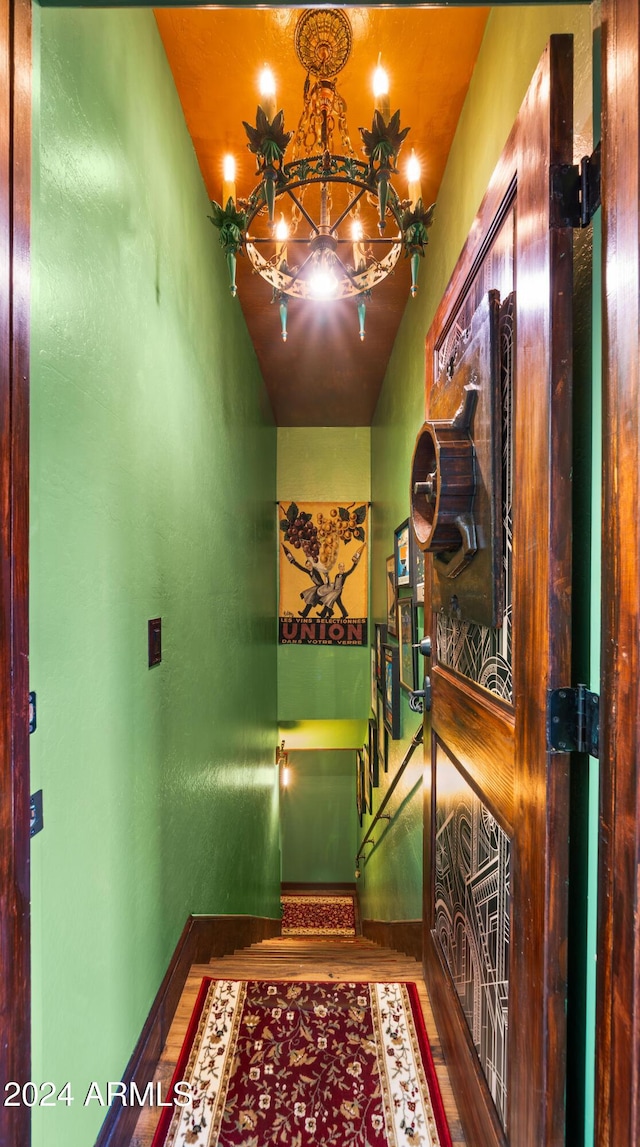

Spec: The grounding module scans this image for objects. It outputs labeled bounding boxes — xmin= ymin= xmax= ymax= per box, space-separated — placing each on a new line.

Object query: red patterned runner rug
xmin=151 ymin=978 xmax=452 ymax=1147
xmin=281 ymin=894 xmax=356 ymax=936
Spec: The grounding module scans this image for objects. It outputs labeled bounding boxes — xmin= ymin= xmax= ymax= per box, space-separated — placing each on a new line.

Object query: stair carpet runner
xmin=280 ymin=892 xmax=356 ymax=936
xmin=139 ymin=934 xmax=461 ymax=1147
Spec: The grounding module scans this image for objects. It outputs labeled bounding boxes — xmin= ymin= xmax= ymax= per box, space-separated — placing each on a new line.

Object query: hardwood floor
xmin=129 ymin=934 xmax=465 ymax=1146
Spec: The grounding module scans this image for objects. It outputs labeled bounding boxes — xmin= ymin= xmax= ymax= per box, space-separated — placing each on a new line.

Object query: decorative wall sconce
xmin=277 ymin=740 xmax=290 ymax=786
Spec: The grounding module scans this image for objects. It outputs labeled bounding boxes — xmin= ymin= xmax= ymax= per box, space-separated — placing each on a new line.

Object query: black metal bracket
xmin=547 ymin=685 xmax=600 ymax=758
xmin=550 ymin=141 xmax=601 ymax=229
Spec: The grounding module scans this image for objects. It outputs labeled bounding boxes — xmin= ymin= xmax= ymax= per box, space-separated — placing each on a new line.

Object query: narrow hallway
xmin=131 ymin=930 xmax=464 ymax=1146
xmin=16 ymin=7 xmax=613 ymax=1147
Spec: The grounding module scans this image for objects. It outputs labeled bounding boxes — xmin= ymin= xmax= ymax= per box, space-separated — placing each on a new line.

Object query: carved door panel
xmin=417 ymin=38 xmax=573 ymax=1147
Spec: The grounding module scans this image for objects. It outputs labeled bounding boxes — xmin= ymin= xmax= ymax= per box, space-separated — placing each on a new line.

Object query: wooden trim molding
xmin=94 ymin=914 xmax=281 ymax=1147
xmin=0 ymin=0 xmax=31 ymax=1145
xmin=597 ymin=1 xmax=640 ymax=1143
xmin=361 ymin=918 xmax=422 ymax=962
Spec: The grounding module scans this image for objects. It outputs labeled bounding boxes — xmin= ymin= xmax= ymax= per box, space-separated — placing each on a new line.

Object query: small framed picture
xmin=364 ymin=742 xmax=373 ymax=811
xmin=376 ymin=689 xmax=388 ymax=772
xmin=356 ymin=749 xmax=365 ymax=826
xmin=362 ymin=740 xmax=372 ymax=813
xmin=375 ymin=622 xmax=388 ymax=692
xmin=368 ymin=717 xmax=379 ymax=788
xmin=398 ymin=597 xmax=418 ymax=692
xmin=386 ymin=555 xmax=397 ymax=636
xmin=414 ymin=601 xmax=424 ymax=646
xmin=394 ymin=519 xmax=415 ymax=589
xmin=415 ymin=546 xmax=425 ymax=603
xmin=383 ymin=643 xmax=401 ymax=739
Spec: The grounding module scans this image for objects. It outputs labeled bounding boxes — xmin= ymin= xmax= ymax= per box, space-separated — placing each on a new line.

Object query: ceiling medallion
xmin=294 ymin=9 xmax=352 ymax=79
xmin=209 ymin=8 xmax=435 ymax=343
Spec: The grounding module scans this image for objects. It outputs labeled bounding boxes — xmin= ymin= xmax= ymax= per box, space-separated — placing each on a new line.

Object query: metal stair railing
xmin=355 ymin=723 xmax=424 ymax=876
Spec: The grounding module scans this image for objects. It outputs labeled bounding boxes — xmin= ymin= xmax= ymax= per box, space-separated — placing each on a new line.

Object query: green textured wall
xmin=29 ymin=8 xmax=279 ymax=1147
xmin=281 ymin=751 xmax=357 ymax=883
xmin=277 ymin=428 xmax=371 ymax=722
xmin=365 ymin=5 xmax=592 ymax=915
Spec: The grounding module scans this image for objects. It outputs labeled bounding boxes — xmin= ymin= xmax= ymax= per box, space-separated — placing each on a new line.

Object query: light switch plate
xmin=148 ymin=618 xmax=162 ymax=667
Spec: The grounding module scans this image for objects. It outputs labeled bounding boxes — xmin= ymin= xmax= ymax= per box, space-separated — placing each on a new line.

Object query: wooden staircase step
xmin=128 ymin=934 xmax=465 ymax=1147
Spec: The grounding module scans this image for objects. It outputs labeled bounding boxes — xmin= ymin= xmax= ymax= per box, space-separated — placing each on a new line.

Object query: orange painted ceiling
xmin=155 ymin=7 xmax=489 ymax=426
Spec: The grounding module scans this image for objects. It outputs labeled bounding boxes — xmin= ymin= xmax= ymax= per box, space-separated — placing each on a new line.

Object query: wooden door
xmin=419 ymin=37 xmax=574 ymax=1147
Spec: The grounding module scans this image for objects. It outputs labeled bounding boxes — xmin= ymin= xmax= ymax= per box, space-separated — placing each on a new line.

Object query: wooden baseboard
xmin=94 ymin=913 xmax=280 ymax=1147
xmin=361 ymin=918 xmax=422 ymax=961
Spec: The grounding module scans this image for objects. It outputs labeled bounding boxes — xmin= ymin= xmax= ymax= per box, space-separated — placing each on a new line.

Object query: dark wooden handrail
xmin=355 ymin=723 xmax=424 ymax=873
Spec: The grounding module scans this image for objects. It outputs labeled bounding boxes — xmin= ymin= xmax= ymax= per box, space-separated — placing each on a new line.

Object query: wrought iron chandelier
xmin=209 ymin=9 xmax=435 ymax=342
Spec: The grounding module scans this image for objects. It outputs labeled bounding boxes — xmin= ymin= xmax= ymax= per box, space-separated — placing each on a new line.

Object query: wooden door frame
xmin=596 ymin=0 xmax=640 ymax=1143
xmin=0 ymin=2 xmax=638 ymax=1145
xmin=0 ymin=0 xmax=31 ymax=1143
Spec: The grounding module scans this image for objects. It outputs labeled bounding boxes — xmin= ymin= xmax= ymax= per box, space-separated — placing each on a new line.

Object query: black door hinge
xmin=30 ymin=790 xmax=44 ymax=837
xmin=28 ymin=690 xmax=36 ymax=734
xmin=550 ymin=141 xmax=601 ymax=229
xmin=547 ymin=685 xmax=600 ymax=758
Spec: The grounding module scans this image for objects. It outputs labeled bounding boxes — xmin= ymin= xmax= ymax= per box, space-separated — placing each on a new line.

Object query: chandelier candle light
xmin=209 ymin=9 xmax=435 ymax=341
xmin=373 ymin=54 xmax=391 ymax=122
xmin=259 ymin=65 xmax=277 ymax=122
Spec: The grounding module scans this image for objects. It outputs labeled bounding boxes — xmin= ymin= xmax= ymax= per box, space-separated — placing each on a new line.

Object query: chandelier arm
xmin=284 ymin=170 xmax=405 ymax=223
xmin=248 ymin=237 xmax=322 ymax=245
xmin=339 ymin=236 xmax=403 ymax=245
xmin=332 ymin=250 xmax=359 ymax=282
xmin=283 ymin=188 xmax=317 ymax=231
xmin=331 ymin=252 xmax=370 ymax=292
xmin=329 ymin=185 xmax=367 ymax=232
xmin=285 ymin=154 xmax=369 ymax=176
xmin=285 ymin=175 xmax=371 ymax=195
xmin=282 ymin=250 xmax=316 ymax=289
